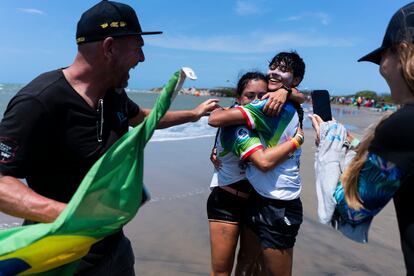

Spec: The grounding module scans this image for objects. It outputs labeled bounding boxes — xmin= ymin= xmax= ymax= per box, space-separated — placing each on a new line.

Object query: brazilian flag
xmin=0 ymin=69 xmax=193 ymax=275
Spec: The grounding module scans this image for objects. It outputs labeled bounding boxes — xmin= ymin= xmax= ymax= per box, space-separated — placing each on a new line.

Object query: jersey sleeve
xmin=220 ymin=125 xmax=263 ymax=160
xmin=0 ymin=96 xmax=49 ymax=178
xmin=124 ymin=93 xmax=140 ymax=119
xmin=237 ymin=101 xmax=299 ymax=147
xmin=236 ymin=99 xmax=267 ymax=130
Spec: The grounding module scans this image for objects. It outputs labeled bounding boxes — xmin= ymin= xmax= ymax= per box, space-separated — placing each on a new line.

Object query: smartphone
xmin=311 ymin=90 xmax=332 ymax=121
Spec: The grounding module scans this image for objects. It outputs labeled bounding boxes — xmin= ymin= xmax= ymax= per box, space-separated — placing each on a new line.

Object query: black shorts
xmin=75 ymin=232 xmax=135 ymax=275
xmin=246 ymin=193 xmax=303 ymax=250
xmin=207 ymin=180 xmax=253 ymax=223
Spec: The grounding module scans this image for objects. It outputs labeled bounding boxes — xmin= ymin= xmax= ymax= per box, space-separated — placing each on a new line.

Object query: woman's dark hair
xmin=268 ymin=51 xmax=305 ymax=80
xmin=236 ymin=71 xmax=267 ymax=97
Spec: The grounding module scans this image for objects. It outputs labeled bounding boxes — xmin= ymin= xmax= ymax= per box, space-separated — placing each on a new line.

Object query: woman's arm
xmin=208 ymin=108 xmax=245 ymax=127
xmin=247 ymin=129 xmax=304 ymax=172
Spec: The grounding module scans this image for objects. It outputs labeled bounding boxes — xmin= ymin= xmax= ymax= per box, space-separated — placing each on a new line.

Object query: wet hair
xmin=268 ymin=51 xmax=305 ymax=81
xmin=236 ymin=71 xmax=267 ymax=97
xmin=341 ymin=112 xmax=393 ymax=210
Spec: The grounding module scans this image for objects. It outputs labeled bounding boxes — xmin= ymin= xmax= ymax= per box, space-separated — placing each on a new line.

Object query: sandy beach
xmin=0 ymin=106 xmax=404 ymax=275
xmin=124 ymin=107 xmax=405 ymax=276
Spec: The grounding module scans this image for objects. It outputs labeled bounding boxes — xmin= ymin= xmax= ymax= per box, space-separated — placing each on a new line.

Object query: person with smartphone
xmin=209 ymin=52 xmax=306 ymax=276
xmin=310 ymin=3 xmax=414 ymax=273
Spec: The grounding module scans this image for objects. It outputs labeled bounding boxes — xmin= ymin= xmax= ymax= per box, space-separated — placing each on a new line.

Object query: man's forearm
xmin=0 ymin=175 xmax=66 ymax=223
xmin=156 ymin=110 xmax=198 ymax=129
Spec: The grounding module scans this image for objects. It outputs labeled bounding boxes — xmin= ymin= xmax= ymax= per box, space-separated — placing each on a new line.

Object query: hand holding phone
xmin=311 ymin=90 xmax=332 ymax=121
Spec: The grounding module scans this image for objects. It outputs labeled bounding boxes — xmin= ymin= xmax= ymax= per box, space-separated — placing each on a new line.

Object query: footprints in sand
xmin=148 ymin=188 xmax=209 ymax=203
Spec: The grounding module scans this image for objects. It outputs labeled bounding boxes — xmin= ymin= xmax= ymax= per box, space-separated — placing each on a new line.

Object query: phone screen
xmin=311 ymin=90 xmax=332 ymax=121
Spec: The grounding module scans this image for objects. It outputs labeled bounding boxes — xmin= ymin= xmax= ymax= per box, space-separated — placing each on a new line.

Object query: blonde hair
xmin=398 ymin=42 xmax=414 ymax=93
xmin=342 ymin=43 xmax=414 ymax=210
xmin=341 ymin=112 xmax=393 ymax=210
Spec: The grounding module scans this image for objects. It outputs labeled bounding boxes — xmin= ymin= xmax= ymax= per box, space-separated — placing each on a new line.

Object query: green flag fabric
xmin=0 ymin=69 xmax=190 ymax=275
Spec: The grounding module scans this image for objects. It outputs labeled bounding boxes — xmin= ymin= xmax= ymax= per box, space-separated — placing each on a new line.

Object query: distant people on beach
xmin=0 ymin=1 xmax=219 ymax=274
xmin=209 ymin=51 xmax=306 ymax=276
xmin=319 ymin=94 xmax=398 ymax=112
xmin=310 ymin=2 xmax=414 ymax=274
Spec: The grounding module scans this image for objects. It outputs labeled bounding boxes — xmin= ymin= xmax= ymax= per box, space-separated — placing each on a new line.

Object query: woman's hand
xmin=261 ymin=88 xmax=288 ymax=116
xmin=309 ymin=114 xmax=323 ymax=146
xmin=210 ymin=147 xmax=221 ymax=169
xmin=294 ymin=126 xmax=305 ymax=146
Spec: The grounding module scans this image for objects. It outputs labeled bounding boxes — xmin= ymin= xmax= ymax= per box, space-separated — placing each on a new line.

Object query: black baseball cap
xmin=358 ymin=2 xmax=414 ymax=64
xmin=76 ymin=0 xmax=162 ymax=44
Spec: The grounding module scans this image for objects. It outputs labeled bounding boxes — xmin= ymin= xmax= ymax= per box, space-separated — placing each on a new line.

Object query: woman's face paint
xmin=267 ymin=63 xmax=294 ymax=91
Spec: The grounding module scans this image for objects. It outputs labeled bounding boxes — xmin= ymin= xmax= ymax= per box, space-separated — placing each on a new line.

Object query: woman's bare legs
xmin=209 ymin=220 xmax=240 ymax=276
xmin=262 ymin=247 xmax=293 ymax=276
xmin=235 ymin=225 xmax=266 ymax=276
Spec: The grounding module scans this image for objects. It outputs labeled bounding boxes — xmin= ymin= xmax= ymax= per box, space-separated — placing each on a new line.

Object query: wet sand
xmin=0 ymin=106 xmax=405 ymax=275
xmin=126 ymin=107 xmax=405 ymax=275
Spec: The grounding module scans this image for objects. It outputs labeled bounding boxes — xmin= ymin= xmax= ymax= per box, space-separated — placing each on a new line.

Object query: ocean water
xmin=0 ymin=83 xmax=362 ymax=228
xmin=0 ymin=83 xmax=360 ymax=143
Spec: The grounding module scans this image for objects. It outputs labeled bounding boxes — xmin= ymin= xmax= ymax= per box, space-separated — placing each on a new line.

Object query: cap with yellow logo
xmin=76 ymin=0 xmax=162 ymax=44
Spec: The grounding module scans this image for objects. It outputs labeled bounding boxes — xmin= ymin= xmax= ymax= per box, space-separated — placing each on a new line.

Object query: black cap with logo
xmin=76 ymin=0 xmax=162 ymax=44
xmin=358 ymin=2 xmax=414 ymax=64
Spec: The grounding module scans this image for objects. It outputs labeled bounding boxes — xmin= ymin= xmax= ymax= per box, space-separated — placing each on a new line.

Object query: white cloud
xmin=286 ymin=15 xmax=303 ymax=21
xmin=285 ymin=12 xmax=330 ymax=25
xmin=315 ymin=12 xmax=330 ymax=25
xmin=145 ymin=31 xmax=356 ymax=54
xmin=235 ymin=1 xmax=263 ymax=16
xmin=18 ymin=8 xmax=45 ymax=15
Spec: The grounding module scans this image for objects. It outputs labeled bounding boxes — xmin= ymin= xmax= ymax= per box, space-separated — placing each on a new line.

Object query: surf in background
xmin=0 ymin=84 xmax=360 ymax=143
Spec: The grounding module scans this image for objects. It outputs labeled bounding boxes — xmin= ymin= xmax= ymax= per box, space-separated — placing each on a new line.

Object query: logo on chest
xmin=236 ymin=127 xmax=249 ymax=141
xmin=117 ymin=112 xmax=127 ymax=123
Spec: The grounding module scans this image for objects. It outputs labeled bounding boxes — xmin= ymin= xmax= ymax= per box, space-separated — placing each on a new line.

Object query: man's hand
xmin=210 ymin=147 xmax=221 ymax=169
xmin=262 ymin=88 xmax=289 ymax=116
xmin=192 ymin=99 xmax=220 ymax=121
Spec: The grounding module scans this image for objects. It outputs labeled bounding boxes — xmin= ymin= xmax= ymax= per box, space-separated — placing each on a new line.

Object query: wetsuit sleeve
xmin=0 ymin=96 xmax=49 ymax=178
xmin=220 ymin=125 xmax=263 ymax=160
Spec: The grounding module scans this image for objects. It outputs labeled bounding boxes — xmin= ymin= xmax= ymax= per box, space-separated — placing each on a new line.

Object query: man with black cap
xmin=0 ymin=0 xmax=218 ymax=274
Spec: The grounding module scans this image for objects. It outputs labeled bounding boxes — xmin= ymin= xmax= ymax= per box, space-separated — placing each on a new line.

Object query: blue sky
xmin=0 ymin=0 xmax=410 ymax=95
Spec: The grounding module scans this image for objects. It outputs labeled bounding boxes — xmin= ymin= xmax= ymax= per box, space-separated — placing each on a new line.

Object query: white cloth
xmin=315 ymin=122 xmax=352 ymax=223
xmin=315 ymin=121 xmax=372 ymax=243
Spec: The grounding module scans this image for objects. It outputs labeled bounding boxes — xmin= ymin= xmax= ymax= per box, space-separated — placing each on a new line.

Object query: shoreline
xmin=0 ymin=106 xmax=405 ymax=275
